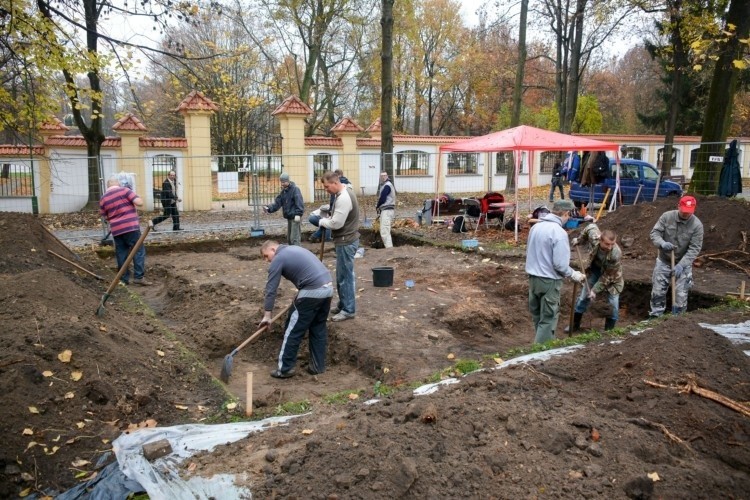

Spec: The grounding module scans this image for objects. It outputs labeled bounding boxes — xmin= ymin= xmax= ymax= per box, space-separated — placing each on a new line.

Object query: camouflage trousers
xmin=649 ymin=258 xmax=693 ymax=316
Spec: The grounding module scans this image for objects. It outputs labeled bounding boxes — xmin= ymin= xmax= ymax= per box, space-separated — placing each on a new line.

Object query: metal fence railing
xmin=2 ymin=142 xmax=747 ymax=216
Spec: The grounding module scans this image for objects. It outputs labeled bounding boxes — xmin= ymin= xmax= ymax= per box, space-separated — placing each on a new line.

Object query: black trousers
xmin=277 ymin=296 xmax=332 ymax=373
xmin=152 ymin=203 xmax=180 ymax=229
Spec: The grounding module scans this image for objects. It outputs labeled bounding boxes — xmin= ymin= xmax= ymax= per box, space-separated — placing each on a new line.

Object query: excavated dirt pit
xmin=139 ymin=235 xmax=724 ymax=409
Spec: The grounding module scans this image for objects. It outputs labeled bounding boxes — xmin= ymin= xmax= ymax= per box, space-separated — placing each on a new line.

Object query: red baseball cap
xmin=679 ymin=195 xmax=697 ymax=214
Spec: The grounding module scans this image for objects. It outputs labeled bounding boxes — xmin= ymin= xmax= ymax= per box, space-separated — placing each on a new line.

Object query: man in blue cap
xmin=525 ymin=199 xmax=586 ymax=344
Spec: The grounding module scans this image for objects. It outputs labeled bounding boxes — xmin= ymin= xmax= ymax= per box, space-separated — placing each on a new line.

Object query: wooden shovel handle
xmin=48 ymin=250 xmax=104 ymax=280
xmin=568 ymin=281 xmax=579 ymax=337
xmin=671 ymin=250 xmax=677 ymax=309
xmin=574 ymin=245 xmax=592 ymax=295
xmin=233 ymin=303 xmax=293 ymax=355
xmin=104 ymin=224 xmax=151 ymax=295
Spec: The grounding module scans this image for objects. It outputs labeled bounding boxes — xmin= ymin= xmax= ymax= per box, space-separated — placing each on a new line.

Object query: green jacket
xmin=578 ymin=223 xmax=624 ymax=295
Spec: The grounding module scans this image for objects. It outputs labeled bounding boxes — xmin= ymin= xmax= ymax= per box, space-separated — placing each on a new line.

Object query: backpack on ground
xmin=452 ymin=215 xmax=468 ymax=233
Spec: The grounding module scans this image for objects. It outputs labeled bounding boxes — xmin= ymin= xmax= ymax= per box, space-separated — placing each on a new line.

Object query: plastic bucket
xmin=372 ymin=267 xmax=394 ymax=287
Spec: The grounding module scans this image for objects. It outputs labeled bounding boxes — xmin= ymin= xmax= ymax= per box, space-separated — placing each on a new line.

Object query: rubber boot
xmin=564 ymin=312 xmax=583 ymax=333
xmin=604 ymin=318 xmax=617 ymax=331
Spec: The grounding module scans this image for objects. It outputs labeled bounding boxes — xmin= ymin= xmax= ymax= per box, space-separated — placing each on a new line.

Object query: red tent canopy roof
xmin=440 ymin=125 xmax=620 ymax=152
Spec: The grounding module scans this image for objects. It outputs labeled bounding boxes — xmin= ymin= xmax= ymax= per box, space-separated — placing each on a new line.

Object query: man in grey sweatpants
xmin=649 ymin=195 xmax=704 ymax=316
xmin=260 ymin=241 xmax=333 ymax=378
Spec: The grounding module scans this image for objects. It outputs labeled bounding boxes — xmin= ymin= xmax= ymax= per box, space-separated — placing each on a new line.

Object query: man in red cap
xmin=648 ymin=195 xmax=703 ymax=316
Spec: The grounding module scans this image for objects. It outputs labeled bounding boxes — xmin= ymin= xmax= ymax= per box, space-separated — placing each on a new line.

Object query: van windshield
xmin=643 ymin=165 xmax=659 ymax=182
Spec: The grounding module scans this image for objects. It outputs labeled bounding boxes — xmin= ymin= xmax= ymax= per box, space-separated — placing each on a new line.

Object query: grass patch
xmin=373 ymin=380 xmax=395 ymax=397
xmin=502 ymin=327 xmax=629 ymax=359
xmin=452 ymin=358 xmax=482 ymax=375
xmin=273 ymin=400 xmax=312 ymax=416
xmin=323 ymin=389 xmax=365 ymax=405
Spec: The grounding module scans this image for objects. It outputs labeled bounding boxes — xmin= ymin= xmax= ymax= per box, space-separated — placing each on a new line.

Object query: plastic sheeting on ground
xmin=58 ymin=416 xmax=299 ymax=499
xmin=699 ymin=319 xmax=750 ymax=356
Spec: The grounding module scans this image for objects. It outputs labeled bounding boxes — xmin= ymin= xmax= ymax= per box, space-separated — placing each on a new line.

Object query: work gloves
xmin=262 ymin=206 xmax=269 ymax=214
xmin=571 ymin=237 xmax=579 ymax=246
xmin=660 ymin=241 xmax=675 ymax=251
xmin=294 ymin=215 xmax=301 ymax=222
xmin=588 ymin=289 xmax=596 ymax=301
xmin=570 ymin=270 xmax=586 ymax=283
xmin=673 ymin=264 xmax=684 ymax=278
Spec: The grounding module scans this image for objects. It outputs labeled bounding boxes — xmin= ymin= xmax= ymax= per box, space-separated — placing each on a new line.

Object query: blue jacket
xmin=267 ymin=182 xmax=304 ymax=219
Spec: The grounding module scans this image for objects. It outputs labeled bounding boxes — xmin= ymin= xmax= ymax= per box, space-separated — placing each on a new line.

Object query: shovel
xmin=95 ymin=224 xmax=151 ymax=317
xmin=574 ymin=245 xmax=592 ymax=296
xmin=220 ymin=302 xmax=293 ymax=383
xmin=567 ymin=281 xmax=579 ymax=337
xmin=671 ymin=249 xmax=678 ymax=313
xmin=363 ymin=203 xmax=372 ymax=229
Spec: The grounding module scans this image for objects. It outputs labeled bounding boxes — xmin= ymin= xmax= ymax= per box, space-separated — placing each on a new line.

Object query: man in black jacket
xmin=265 ymin=173 xmax=304 ymax=246
xmin=151 ymin=170 xmax=182 ymax=231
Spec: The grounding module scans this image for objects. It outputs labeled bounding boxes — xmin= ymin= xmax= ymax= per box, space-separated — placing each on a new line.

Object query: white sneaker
xmin=331 ymin=311 xmax=355 ymax=322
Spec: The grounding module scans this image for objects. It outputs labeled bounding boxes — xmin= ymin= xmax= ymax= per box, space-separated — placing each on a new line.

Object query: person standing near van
xmin=549 ymin=162 xmax=566 ymax=202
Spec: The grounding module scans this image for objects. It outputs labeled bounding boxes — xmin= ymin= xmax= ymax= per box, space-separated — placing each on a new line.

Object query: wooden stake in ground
xmin=246 ymin=372 xmax=253 ymax=417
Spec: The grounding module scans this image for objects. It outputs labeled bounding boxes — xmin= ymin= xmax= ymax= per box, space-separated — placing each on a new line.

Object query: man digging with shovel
xmin=567 ymin=223 xmax=623 ymax=332
xmin=525 ymin=199 xmax=586 ymax=344
xmin=260 ymin=240 xmax=333 ymax=378
xmin=649 ymin=195 xmax=704 ymax=317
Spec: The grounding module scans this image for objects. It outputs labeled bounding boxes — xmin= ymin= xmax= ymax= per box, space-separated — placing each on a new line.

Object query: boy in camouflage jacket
xmin=568 ymin=222 xmax=624 ymax=331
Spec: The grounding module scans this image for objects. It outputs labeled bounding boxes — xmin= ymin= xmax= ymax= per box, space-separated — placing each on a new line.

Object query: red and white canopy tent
xmin=439 ymin=125 xmax=621 ymax=241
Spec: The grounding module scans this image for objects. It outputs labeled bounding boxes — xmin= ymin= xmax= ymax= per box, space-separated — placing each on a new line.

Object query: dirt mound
xmin=0 ymin=213 xmax=226 ymax=497
xmin=196 ymin=309 xmax=750 ymax=499
xmin=597 ymin=196 xmax=750 ymax=259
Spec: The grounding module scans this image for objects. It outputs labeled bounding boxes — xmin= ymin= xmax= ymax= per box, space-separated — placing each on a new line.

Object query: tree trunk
xmin=562 ymin=0 xmax=585 ymax=133
xmin=692 ymin=0 xmax=750 ymax=194
xmin=381 ymin=0 xmax=395 ymax=178
xmin=511 ymin=0 xmax=528 ymax=127
xmin=413 ymin=79 xmax=422 ymax=134
xmin=38 ymin=0 xmax=105 ymax=205
xmin=660 ymin=0 xmax=686 ymax=178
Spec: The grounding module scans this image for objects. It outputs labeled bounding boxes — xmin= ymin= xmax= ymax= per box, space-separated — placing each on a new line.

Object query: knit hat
xmin=279 ymin=173 xmax=290 ymax=182
xmin=552 ymin=199 xmax=575 ymax=212
xmin=319 ymin=204 xmax=330 ymax=213
xmin=678 ymin=195 xmax=696 ymax=214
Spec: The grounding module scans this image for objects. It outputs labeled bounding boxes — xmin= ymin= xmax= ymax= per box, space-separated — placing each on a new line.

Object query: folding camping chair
xmin=478 ymin=192 xmax=506 ymax=230
xmin=461 ymin=198 xmax=482 ymax=232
